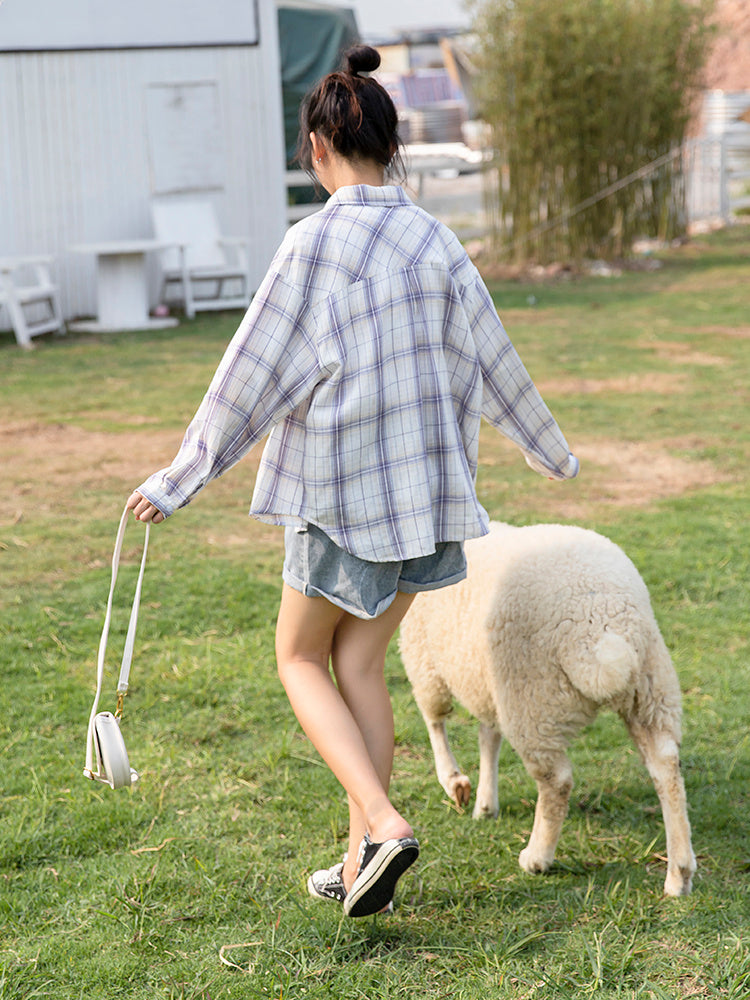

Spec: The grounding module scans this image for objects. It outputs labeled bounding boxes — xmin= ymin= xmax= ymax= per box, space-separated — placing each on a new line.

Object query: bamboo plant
xmin=471 ymin=0 xmax=715 ymax=262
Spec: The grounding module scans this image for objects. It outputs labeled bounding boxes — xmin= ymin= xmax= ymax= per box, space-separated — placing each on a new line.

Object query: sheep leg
xmin=473 ymin=722 xmax=502 ymax=818
xmin=517 ymin=753 xmax=573 ymax=874
xmin=626 ymin=719 xmax=696 ymax=896
xmin=424 ymin=717 xmax=472 ymax=807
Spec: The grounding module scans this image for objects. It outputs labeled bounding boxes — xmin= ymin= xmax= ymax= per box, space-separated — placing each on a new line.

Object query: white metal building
xmin=0 ymin=0 xmax=287 ymax=323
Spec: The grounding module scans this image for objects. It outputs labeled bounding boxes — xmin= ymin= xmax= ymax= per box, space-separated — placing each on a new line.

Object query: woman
xmin=127 ymin=44 xmax=578 ymax=918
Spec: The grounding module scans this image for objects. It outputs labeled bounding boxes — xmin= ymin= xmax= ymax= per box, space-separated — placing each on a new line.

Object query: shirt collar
xmin=327 ymin=184 xmax=410 ymax=208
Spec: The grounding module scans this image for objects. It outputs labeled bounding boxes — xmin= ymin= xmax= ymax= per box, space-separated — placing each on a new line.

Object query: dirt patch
xmin=484 ymin=430 xmax=730 ymax=521
xmin=497 ymin=308 xmax=569 ymax=328
xmin=2 ymin=420 xmax=264 ymax=525
xmin=536 ymin=337 xmax=730 ymax=400
xmin=642 ymin=340 xmax=728 ymax=367
xmin=3 ymin=421 xmax=184 ymax=494
xmin=695 ymin=325 xmax=750 ymax=340
xmin=4 ymin=418 xmax=730 ymax=531
xmin=536 ymin=372 xmax=686 ymax=396
xmin=571 ymin=438 xmax=728 ymax=507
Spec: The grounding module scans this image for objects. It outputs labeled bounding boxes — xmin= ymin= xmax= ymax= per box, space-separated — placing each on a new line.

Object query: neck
xmin=323 ymin=156 xmax=385 ymax=195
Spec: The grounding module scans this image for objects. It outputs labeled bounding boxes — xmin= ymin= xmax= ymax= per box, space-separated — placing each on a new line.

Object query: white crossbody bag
xmin=84 ymin=505 xmax=150 ymax=789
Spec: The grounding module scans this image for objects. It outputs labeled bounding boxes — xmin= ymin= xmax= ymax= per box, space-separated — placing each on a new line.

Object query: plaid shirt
xmin=138 ymin=185 xmax=577 ymax=561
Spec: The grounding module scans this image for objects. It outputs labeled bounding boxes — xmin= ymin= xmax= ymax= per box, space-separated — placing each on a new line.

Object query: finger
xmin=126 ymin=491 xmax=144 ymax=511
xmin=126 ymin=491 xmax=164 ymax=523
xmin=132 ymin=499 xmax=154 ymax=520
xmin=141 ymin=504 xmax=165 ymax=524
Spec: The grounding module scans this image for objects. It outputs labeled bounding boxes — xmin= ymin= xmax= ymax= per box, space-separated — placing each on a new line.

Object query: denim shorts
xmin=282 ymin=522 xmax=467 ymax=620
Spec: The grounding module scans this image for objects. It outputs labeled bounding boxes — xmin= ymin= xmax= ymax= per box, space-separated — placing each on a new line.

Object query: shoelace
xmin=354 ymin=836 xmax=368 ymax=870
xmin=318 ymin=862 xmax=344 ymax=888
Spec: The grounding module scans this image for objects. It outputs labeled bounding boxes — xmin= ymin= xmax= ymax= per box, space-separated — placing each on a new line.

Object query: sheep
xmin=399 ymin=522 xmax=696 ymax=896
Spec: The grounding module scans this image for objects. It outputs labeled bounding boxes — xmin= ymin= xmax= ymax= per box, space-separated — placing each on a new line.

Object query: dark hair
xmin=296 ymin=45 xmax=404 ymax=182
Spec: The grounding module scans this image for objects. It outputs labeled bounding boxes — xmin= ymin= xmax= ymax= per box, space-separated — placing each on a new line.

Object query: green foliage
xmin=472 ymin=0 xmax=715 ymax=261
xmin=1 ymin=229 xmax=750 ymax=996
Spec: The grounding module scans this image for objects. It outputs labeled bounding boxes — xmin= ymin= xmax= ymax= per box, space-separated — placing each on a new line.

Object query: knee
xmin=331 ymin=650 xmax=387 ymax=689
xmin=275 ymin=649 xmax=331 ymax=694
xmin=275 ymin=620 xmax=334 ymax=679
xmin=526 ymin=755 xmax=573 ymax=796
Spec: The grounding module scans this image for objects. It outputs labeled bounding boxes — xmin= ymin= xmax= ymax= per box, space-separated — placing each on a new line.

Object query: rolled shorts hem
xmin=282 ymin=566 xmax=398 ymax=620
xmin=282 ymin=523 xmax=466 ymax=620
xmin=396 ymin=567 xmax=467 ymax=593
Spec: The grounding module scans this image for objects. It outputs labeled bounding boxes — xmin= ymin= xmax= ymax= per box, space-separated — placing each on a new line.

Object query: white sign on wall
xmin=0 ymin=0 xmax=260 ymax=51
xmin=146 ymin=82 xmax=225 ymax=194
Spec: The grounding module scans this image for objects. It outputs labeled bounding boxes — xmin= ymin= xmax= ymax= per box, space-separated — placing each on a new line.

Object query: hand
xmin=126 ymin=491 xmax=165 ymax=524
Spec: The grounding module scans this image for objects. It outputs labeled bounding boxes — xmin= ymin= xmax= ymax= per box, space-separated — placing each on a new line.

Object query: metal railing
xmin=685 ymin=134 xmax=750 ymax=223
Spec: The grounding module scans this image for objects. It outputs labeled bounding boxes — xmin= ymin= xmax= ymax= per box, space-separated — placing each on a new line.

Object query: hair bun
xmin=344 ymin=44 xmax=381 ymax=76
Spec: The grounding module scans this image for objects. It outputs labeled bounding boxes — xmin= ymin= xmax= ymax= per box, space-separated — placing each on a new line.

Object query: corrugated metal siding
xmin=0 ymin=0 xmax=286 ymax=323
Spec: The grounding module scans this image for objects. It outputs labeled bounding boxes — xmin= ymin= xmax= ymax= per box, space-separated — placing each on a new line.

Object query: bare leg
xmin=329 ymin=593 xmax=415 ymax=885
xmin=275 ymin=585 xmax=415 ymax=891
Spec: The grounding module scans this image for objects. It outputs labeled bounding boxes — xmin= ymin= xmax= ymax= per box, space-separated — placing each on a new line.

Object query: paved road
xmin=407 ymin=169 xmax=490 ymax=242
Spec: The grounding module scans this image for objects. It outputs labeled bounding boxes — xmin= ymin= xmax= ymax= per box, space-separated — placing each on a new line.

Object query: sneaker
xmin=343 ymin=834 xmax=419 ymax=918
xmin=307 ymin=856 xmax=396 ymax=914
xmin=307 ymin=861 xmax=347 ymax=904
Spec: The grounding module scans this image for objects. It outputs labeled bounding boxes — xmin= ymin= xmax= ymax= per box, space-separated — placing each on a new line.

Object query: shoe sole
xmin=344 ymin=838 xmax=419 ymax=918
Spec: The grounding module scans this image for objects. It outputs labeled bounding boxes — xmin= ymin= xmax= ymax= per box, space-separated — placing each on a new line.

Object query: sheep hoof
xmin=472 ymin=801 xmax=498 ymax=820
xmin=518 ymin=846 xmax=553 ymax=874
xmin=663 ymin=866 xmax=694 ymax=897
xmin=448 ymin=775 xmax=472 ymax=807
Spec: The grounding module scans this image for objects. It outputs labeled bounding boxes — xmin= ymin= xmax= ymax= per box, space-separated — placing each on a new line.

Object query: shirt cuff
xmin=135 ymin=470 xmax=182 ymax=518
xmin=524 ymin=450 xmax=579 ymax=480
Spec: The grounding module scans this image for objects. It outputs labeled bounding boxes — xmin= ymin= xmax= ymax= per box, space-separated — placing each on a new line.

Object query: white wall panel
xmin=0 ymin=0 xmax=285 ymax=323
xmin=0 ymin=0 xmax=260 ymax=51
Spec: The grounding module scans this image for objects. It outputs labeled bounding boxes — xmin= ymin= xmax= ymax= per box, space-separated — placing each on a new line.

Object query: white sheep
xmin=399 ymin=522 xmax=696 ymax=896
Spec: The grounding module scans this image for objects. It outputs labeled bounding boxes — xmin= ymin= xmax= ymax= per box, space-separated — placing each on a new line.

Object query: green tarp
xmin=278 ymin=1 xmax=360 ymax=168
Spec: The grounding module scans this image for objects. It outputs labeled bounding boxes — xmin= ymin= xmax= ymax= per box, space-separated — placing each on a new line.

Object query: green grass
xmin=2 ymin=226 xmax=750 ymax=998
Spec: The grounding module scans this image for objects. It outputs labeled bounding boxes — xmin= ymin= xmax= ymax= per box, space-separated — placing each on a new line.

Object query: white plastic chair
xmin=0 ymin=256 xmax=65 ymax=348
xmin=150 ymin=196 xmax=252 ymax=319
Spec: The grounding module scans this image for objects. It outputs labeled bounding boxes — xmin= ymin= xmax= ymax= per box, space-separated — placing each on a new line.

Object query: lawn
xmin=1 ymin=225 xmax=749 ymax=999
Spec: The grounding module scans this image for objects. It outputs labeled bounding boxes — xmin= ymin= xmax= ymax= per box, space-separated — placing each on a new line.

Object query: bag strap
xmin=84 ymin=505 xmax=150 ymax=780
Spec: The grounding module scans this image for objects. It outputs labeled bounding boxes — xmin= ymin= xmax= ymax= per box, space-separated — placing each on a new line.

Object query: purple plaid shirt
xmin=138 ymin=185 xmax=577 ymax=560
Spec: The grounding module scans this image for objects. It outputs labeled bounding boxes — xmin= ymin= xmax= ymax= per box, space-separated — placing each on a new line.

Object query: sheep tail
xmin=564 ymin=631 xmax=639 ymax=703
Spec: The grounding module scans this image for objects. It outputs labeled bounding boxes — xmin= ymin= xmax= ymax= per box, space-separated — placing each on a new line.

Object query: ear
xmin=310 ymin=132 xmax=326 ymax=163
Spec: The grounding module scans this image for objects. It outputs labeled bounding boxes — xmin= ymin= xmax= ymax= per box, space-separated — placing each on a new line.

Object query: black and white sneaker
xmin=343 ymin=834 xmax=419 ymax=918
xmin=307 ymin=856 xmax=396 ymax=914
xmin=307 ymin=861 xmax=347 ymax=904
